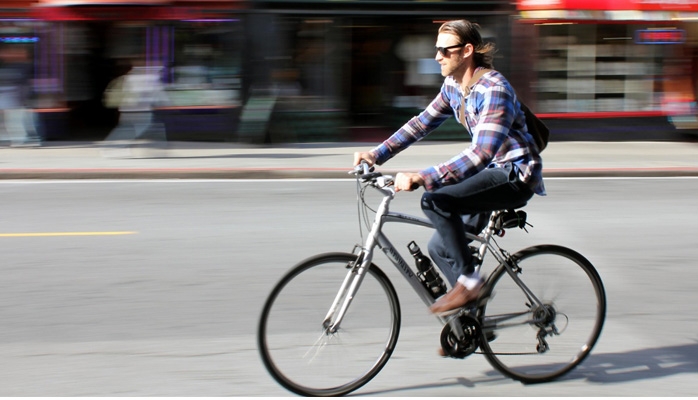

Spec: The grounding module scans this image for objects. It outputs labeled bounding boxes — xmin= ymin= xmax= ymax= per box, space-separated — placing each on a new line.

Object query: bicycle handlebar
xmin=350 ymin=162 xmax=394 ymax=188
xmin=350 ymin=162 xmax=420 ymax=191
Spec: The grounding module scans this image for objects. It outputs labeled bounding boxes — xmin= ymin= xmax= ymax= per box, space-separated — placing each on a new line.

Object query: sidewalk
xmin=1 ymin=140 xmax=697 ymax=179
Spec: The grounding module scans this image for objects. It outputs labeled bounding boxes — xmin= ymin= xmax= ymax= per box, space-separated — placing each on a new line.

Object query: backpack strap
xmin=463 ymin=68 xmax=492 ymax=96
xmin=459 ymin=68 xmax=492 ymax=130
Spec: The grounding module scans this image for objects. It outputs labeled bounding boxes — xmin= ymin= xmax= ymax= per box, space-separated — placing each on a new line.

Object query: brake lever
xmin=361 ymin=172 xmax=382 ymax=182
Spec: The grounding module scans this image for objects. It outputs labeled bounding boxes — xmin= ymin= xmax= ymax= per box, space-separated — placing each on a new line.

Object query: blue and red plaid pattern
xmin=370 ymin=68 xmax=545 ymax=195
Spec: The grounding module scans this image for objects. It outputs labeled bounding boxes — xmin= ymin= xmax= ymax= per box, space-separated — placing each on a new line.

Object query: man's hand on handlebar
xmin=395 ymin=172 xmax=424 ymax=192
xmin=352 ymin=152 xmax=423 ymax=191
xmin=353 ymin=152 xmax=376 ymax=167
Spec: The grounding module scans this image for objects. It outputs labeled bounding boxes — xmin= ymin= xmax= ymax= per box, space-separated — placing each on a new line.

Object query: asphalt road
xmin=0 ymin=178 xmax=697 ymax=396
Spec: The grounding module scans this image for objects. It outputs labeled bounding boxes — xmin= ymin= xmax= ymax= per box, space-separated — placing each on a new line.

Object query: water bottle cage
xmin=418 ymin=270 xmax=446 ymax=298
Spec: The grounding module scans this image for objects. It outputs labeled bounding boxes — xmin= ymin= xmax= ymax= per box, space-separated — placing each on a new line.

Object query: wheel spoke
xmin=258 ymin=253 xmax=401 ymax=396
xmin=479 ymin=245 xmax=606 ymax=383
xmin=303 ymin=330 xmax=333 ymax=363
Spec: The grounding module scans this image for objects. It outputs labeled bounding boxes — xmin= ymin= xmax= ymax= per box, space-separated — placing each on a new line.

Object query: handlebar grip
xmin=410 ymin=183 xmax=420 ymax=191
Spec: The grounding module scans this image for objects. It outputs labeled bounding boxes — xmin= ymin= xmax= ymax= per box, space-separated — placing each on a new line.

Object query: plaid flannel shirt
xmin=370 ymin=68 xmax=545 ymax=195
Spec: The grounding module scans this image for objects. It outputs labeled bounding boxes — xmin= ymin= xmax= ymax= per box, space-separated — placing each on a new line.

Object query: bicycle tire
xmin=478 ymin=245 xmax=606 ymax=383
xmin=257 ymin=252 xmax=401 ymax=396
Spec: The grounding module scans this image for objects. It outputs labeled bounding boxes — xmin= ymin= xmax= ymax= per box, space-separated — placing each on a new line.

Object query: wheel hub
xmin=533 ymin=304 xmax=556 ymax=328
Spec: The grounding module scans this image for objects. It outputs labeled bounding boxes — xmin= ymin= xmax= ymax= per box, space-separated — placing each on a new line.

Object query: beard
xmin=441 ymin=56 xmax=468 ymax=77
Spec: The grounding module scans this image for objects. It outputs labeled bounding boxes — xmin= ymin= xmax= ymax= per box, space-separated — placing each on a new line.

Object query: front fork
xmin=322 ymin=249 xmax=373 ymax=334
xmin=323 ymin=189 xmax=391 ymax=333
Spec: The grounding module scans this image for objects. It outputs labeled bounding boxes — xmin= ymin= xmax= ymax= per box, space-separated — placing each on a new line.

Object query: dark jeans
xmin=420 ymin=163 xmax=534 ymax=286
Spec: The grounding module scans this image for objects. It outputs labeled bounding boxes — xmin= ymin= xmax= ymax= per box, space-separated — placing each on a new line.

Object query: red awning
xmin=30 ymin=0 xmax=244 ymax=20
xmin=518 ymin=0 xmax=698 ymax=11
xmin=0 ymin=0 xmax=37 ymax=17
xmin=32 ymin=6 xmax=197 ymax=20
xmin=36 ymin=0 xmax=169 ymax=4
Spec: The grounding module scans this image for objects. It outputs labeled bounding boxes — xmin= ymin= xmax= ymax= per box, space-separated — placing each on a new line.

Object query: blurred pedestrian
xmin=101 ymin=59 xmax=168 ymax=158
xmin=353 ymin=20 xmax=545 ymax=322
xmin=0 ymin=46 xmax=41 ymax=147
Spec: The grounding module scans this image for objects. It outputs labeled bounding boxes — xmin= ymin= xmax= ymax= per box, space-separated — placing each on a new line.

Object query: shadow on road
xmin=357 ymin=341 xmax=698 ymax=396
xmin=562 ymin=341 xmax=698 ymax=383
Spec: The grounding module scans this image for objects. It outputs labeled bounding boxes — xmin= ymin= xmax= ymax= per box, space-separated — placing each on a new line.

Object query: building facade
xmin=515 ymin=0 xmax=698 ymax=131
xmin=3 ymin=0 xmax=693 ymax=141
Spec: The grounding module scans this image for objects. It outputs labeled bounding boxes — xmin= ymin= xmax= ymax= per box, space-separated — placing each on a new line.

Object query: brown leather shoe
xmin=429 ymin=281 xmax=482 ymax=314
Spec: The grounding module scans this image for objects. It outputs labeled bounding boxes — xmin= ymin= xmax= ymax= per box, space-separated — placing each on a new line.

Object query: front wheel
xmin=478 ymin=245 xmax=606 ymax=383
xmin=257 ymin=252 xmax=401 ymax=396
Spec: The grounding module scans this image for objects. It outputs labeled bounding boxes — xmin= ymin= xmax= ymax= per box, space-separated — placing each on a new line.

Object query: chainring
xmin=440 ymin=314 xmax=481 ymax=358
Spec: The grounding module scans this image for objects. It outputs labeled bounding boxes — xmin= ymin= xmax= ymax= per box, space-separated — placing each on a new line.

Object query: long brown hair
xmin=439 ymin=20 xmax=496 ymax=69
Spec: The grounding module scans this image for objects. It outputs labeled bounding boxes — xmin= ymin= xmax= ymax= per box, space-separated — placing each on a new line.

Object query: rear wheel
xmin=479 ymin=245 xmax=606 ymax=383
xmin=257 ymin=252 xmax=401 ymax=396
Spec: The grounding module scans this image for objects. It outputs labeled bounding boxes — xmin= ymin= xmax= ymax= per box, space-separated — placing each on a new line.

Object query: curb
xmin=543 ymin=167 xmax=698 ymax=177
xmin=1 ymin=167 xmax=698 ymax=179
xmin=0 ymin=168 xmax=351 ymax=180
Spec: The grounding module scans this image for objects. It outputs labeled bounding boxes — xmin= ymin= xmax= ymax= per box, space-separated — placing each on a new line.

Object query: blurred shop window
xmin=394 ymin=35 xmax=442 ymax=109
xmin=287 ymin=19 xmax=343 ymax=105
xmin=535 ymin=23 xmax=666 ymax=114
xmin=105 ymin=23 xmax=146 ymax=61
xmin=169 ymin=21 xmax=242 ymax=108
xmin=63 ymin=24 xmax=93 ymax=102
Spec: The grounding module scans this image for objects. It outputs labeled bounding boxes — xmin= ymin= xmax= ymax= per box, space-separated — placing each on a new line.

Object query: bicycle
xmin=257 ymin=163 xmax=606 ymax=397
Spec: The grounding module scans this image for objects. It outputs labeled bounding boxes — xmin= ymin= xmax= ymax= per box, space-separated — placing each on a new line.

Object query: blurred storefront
xmin=515 ymin=0 xmax=698 ymax=133
xmin=15 ymin=0 xmax=690 ymax=142
xmin=241 ymin=0 xmax=517 ymax=142
xmin=0 ymin=0 xmax=246 ymax=140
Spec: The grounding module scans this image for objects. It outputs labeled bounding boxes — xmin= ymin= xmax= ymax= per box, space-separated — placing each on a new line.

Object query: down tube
xmin=374 ymin=231 xmax=435 ymax=307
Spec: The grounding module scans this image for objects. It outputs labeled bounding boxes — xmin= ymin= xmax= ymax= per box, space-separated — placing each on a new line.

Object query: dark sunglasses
xmin=435 ymin=43 xmax=464 ymax=57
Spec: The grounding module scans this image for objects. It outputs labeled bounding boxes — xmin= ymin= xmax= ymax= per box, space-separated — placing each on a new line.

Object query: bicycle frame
xmin=323 ymin=177 xmax=546 ymax=339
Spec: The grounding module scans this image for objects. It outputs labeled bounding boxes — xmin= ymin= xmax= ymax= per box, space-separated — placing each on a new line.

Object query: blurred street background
xmin=1 ymin=0 xmax=698 ymax=397
xmin=1 ymin=0 xmax=698 ymax=144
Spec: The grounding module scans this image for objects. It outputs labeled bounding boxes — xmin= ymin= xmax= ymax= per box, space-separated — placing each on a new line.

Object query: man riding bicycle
xmin=353 ymin=19 xmax=545 ymax=316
